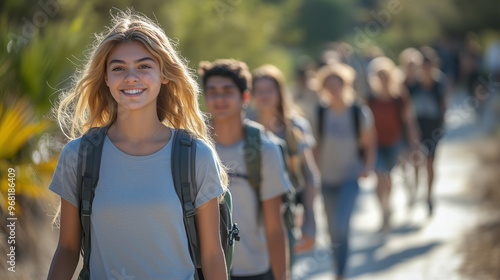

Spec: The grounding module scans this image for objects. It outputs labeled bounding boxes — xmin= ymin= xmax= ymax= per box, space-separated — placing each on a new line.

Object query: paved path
xmin=293 ymin=92 xmax=499 ymax=280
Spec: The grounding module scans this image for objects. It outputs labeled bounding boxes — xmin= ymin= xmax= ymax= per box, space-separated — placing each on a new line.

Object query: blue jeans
xmin=321 ymin=180 xmax=360 ymax=276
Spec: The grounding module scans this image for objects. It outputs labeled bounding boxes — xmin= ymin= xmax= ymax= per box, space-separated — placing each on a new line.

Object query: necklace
xmin=151 ymin=123 xmax=163 ymax=139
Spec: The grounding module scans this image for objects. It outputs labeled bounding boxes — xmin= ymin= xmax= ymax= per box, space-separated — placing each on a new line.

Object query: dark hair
xmin=198 ymin=59 xmax=252 ymax=94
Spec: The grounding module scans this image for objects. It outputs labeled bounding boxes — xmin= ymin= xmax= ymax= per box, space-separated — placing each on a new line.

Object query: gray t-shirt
xmin=49 ymin=128 xmax=224 ymax=280
xmin=320 ymin=105 xmax=374 ymax=185
xmin=215 ymin=133 xmax=291 ymax=276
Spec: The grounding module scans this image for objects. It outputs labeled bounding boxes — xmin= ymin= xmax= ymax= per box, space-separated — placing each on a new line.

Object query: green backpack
xmin=242 ymin=119 xmax=296 ymax=231
xmin=76 ymin=126 xmax=239 ymax=280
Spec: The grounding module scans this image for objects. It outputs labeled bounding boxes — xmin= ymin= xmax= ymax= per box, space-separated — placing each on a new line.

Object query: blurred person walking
xmin=314 ymin=63 xmax=377 ymax=280
xmin=367 ymin=57 xmax=420 ymax=232
xmin=199 ymin=59 xmax=291 ymax=280
xmin=250 ymin=64 xmax=321 ymax=258
xmin=398 ymin=48 xmax=424 ymax=208
xmin=407 ymin=47 xmax=447 ymax=216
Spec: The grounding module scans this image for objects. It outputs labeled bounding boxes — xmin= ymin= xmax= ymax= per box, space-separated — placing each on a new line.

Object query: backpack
xmin=242 ymin=119 xmax=296 ymax=230
xmin=76 ymin=126 xmax=239 ymax=280
xmin=317 ymin=102 xmax=365 ymax=160
xmin=283 ymin=119 xmax=306 ymax=204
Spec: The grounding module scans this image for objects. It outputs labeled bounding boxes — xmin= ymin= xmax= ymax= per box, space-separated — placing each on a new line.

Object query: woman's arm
xmin=359 ymin=124 xmax=377 ymax=178
xmin=312 ymin=144 xmax=321 ymax=170
xmin=263 ymin=195 xmax=289 ymax=280
xmin=295 ymin=148 xmax=319 ymax=253
xmin=401 ymin=89 xmax=420 ymax=149
xmin=47 ymin=198 xmax=82 ymax=280
xmin=196 ymin=197 xmax=228 ymax=280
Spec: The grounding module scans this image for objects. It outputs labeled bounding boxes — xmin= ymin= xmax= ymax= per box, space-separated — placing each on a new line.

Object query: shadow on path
xmin=348 ymin=241 xmax=442 ymax=278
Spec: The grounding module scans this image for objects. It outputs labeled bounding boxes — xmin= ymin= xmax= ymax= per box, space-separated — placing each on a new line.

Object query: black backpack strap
xmin=317 ymin=103 xmax=327 ymax=141
xmin=352 ymin=103 xmax=365 ymax=160
xmin=171 ymin=129 xmax=200 ymax=280
xmin=77 ymin=126 xmax=108 ymax=280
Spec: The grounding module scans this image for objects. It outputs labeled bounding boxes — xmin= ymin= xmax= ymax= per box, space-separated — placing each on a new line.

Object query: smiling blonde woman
xmin=48 ymin=9 xmax=228 ymax=280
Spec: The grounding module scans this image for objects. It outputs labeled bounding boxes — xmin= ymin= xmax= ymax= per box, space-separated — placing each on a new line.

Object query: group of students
xmin=47 ymin=10 xmax=446 ymax=280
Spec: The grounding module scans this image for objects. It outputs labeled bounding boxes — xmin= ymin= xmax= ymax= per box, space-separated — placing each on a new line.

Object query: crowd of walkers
xmin=47 ymin=10 xmax=499 ymax=280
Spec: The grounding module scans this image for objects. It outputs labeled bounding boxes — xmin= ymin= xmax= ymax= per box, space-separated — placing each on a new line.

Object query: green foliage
xmin=451 ymin=0 xmax=500 ymax=35
xmin=1 ymin=0 xmax=499 ymax=115
xmin=297 ymin=0 xmax=357 ymax=54
xmin=157 ymin=0 xmax=297 ymax=76
xmin=0 ymin=1 xmax=97 ymax=113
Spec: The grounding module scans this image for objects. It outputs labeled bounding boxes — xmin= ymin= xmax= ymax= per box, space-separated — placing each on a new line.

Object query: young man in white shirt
xmin=199 ymin=59 xmax=291 ymax=280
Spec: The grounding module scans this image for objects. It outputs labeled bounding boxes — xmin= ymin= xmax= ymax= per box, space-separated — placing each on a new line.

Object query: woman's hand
xmin=294 ymin=234 xmax=315 ymax=253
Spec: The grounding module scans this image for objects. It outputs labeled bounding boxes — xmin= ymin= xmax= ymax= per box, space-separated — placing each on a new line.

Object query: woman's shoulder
xmin=192 ymin=135 xmax=219 ymax=160
xmin=193 ymin=136 xmax=212 ymax=150
xmin=260 ymin=131 xmax=284 ymax=152
xmin=60 ymin=137 xmax=82 ymax=157
xmin=290 ymin=114 xmax=312 ymax=132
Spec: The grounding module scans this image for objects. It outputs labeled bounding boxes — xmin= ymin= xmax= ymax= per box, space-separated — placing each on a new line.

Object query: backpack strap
xmin=284 ymin=121 xmax=299 ymax=158
xmin=269 ymin=132 xmax=297 ymax=229
xmin=171 ymin=128 xmax=201 ymax=280
xmin=352 ymin=103 xmax=365 ymax=160
xmin=77 ymin=126 xmax=108 ymax=280
xmin=317 ymin=103 xmax=327 ymax=141
xmin=243 ymin=121 xmax=262 ymax=197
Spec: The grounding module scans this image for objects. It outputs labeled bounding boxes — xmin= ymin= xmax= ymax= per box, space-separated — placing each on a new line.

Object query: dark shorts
xmin=231 ymin=269 xmax=274 ymax=280
xmin=375 ymin=142 xmax=402 ymax=173
xmin=417 ymin=117 xmax=443 ymax=156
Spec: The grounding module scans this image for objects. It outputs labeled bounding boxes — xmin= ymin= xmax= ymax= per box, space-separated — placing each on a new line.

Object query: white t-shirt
xmin=49 ymin=128 xmax=224 ymax=280
xmin=319 ymin=105 xmax=374 ymax=185
xmin=215 ymin=132 xmax=292 ymax=277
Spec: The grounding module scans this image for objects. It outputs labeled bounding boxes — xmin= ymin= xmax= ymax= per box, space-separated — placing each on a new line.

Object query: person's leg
xmin=376 ymin=172 xmax=392 ymax=232
xmin=379 ymin=141 xmax=402 ymax=232
xmin=418 ymin=117 xmax=441 ymax=217
xmin=426 ymin=155 xmax=435 ymax=216
xmin=375 ymin=146 xmax=394 ymax=232
xmin=332 ymin=180 xmax=360 ymax=278
xmin=414 ymin=160 xmax=419 ymax=198
xmin=400 ymin=151 xmax=417 ymax=209
xmin=321 ymin=185 xmax=341 ymax=276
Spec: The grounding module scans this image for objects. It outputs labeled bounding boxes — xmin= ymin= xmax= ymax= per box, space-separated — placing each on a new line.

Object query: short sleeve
xmin=194 ymin=139 xmax=225 ymax=208
xmin=260 ymin=136 xmax=292 ymax=201
xmin=49 ymin=138 xmax=81 ymax=208
xmin=292 ymin=116 xmax=317 ymax=150
xmin=360 ymin=104 xmax=374 ymax=131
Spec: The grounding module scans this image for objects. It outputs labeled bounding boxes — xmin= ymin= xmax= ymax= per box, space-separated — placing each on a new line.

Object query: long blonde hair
xmin=367 ymin=56 xmax=403 ymax=98
xmin=56 ymin=9 xmax=228 ymax=191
